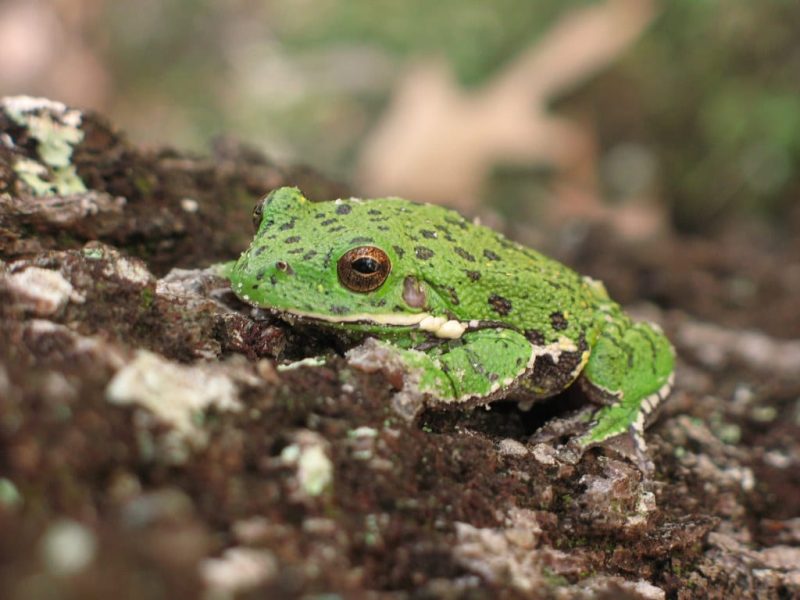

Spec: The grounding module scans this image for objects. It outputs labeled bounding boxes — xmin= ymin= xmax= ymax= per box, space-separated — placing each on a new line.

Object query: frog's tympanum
xmin=229 ymin=187 xmax=675 ymax=468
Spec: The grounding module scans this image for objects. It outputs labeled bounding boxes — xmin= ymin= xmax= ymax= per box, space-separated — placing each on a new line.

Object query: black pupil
xmin=352 ymin=257 xmax=379 ymax=275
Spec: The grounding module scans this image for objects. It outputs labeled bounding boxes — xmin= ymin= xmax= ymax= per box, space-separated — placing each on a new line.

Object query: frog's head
xmin=229 ymin=187 xmax=467 ymax=338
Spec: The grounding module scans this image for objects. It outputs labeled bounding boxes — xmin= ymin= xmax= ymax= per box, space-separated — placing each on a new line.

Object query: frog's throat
xmin=281 ymin=309 xmax=468 ymax=340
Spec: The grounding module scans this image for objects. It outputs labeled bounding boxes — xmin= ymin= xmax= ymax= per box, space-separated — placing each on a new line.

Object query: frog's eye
xmin=337 ymin=246 xmax=391 ymax=293
xmin=252 ymin=199 xmax=265 ymax=231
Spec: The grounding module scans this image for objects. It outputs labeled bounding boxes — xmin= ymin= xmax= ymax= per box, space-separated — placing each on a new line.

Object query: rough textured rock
xmin=1 ymin=97 xmax=799 ymax=599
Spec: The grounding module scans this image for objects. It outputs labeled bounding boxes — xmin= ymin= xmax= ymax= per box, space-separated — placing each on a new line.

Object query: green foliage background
xmin=95 ymin=0 xmax=800 ymax=230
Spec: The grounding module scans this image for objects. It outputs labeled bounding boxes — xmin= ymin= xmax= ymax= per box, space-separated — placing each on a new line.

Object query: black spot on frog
xmin=488 ymin=293 xmax=512 ymax=316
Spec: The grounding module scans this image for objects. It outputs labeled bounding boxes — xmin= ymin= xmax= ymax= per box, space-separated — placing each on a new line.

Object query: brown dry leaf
xmin=356 ymin=0 xmax=657 ymax=211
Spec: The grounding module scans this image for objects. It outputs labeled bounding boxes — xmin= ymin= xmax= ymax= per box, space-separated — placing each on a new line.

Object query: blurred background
xmin=2 ymin=0 xmax=799 ymax=237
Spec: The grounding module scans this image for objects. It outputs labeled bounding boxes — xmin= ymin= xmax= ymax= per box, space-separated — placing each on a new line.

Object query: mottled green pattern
xmin=229 ymin=187 xmax=676 ymax=466
xmin=231 ymin=187 xmax=596 ymax=348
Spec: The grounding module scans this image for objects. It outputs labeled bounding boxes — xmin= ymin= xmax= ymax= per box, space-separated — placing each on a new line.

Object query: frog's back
xmin=373 ymin=198 xmax=599 ymax=347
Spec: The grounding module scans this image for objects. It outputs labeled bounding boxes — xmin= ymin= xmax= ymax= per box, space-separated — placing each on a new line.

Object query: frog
xmin=228 ymin=187 xmax=675 ymax=469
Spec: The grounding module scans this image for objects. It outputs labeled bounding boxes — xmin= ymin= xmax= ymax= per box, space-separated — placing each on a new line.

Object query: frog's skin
xmin=229 ymin=187 xmax=675 ymax=466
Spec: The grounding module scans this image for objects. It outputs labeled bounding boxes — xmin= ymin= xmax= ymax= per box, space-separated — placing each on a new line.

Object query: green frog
xmin=228 ymin=187 xmax=675 ymax=468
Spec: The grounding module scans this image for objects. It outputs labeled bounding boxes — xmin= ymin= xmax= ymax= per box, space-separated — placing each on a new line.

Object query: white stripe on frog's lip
xmin=279 ymin=309 xmax=468 ymax=339
xmin=417 ymin=315 xmax=467 ymax=338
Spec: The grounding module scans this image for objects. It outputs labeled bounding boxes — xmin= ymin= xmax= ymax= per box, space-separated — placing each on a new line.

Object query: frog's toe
xmin=529 ymin=406 xmax=652 ymax=470
xmin=573 ymin=369 xmax=675 ymax=471
xmin=603 ymin=428 xmax=654 ymax=474
xmin=567 ymin=425 xmax=654 ymax=474
xmin=390 ymin=389 xmax=426 ymax=422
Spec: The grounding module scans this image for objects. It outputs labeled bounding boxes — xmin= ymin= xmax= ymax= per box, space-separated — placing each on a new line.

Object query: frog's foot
xmin=525 ymin=404 xmax=654 ymax=471
xmin=347 ymin=338 xmax=451 ymax=420
xmin=568 ymin=316 xmax=675 ymax=472
xmin=347 ymin=329 xmax=536 ymax=420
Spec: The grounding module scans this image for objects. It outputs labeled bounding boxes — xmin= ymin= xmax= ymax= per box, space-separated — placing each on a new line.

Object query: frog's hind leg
xmin=575 ymin=313 xmax=675 ymax=469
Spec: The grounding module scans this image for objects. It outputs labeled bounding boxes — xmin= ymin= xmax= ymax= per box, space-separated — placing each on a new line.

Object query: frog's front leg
xmin=574 ymin=309 xmax=675 ymax=470
xmin=348 ymin=328 xmax=535 ymax=419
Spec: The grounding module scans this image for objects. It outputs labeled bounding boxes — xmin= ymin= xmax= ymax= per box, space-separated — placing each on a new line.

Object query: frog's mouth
xmin=278 ymin=308 xmax=468 ymax=340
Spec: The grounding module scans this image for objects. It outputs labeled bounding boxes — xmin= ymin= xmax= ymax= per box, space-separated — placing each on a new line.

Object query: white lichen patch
xmin=498 ymin=438 xmax=529 ymax=457
xmin=276 ymin=356 xmax=327 ymax=371
xmin=3 ymin=266 xmax=84 ymax=316
xmin=347 ymin=426 xmax=380 ymax=461
xmin=102 ymin=255 xmax=154 ymax=286
xmin=155 ymin=267 xmax=231 ymax=304
xmin=280 ymin=430 xmax=333 ymax=497
xmin=40 ymin=519 xmax=97 ymax=576
xmin=3 ymin=95 xmax=87 ymax=196
xmin=631 ymin=580 xmax=667 ymax=600
xmin=348 ymin=426 xmax=378 ymax=439
xmin=180 ymin=197 xmax=199 ymax=213
xmin=200 ymin=547 xmax=278 ymax=599
xmin=106 ymin=351 xmax=242 ymax=453
xmin=3 ymin=96 xmax=79 ymax=126
xmin=531 ymin=443 xmax=559 ymax=465
xmin=13 ymin=158 xmax=57 ymax=196
xmin=4 ymin=96 xmax=84 ymax=166
xmin=453 ymin=508 xmax=549 ymax=592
